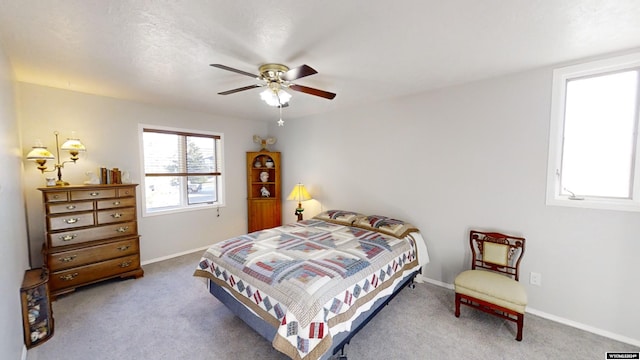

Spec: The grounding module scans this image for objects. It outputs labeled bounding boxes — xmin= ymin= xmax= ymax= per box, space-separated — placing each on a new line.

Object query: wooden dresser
xmin=39 ymin=184 xmax=144 ymax=299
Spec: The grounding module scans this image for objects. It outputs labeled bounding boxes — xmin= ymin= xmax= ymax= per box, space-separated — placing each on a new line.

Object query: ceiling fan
xmin=210 ymin=63 xmax=336 ymax=106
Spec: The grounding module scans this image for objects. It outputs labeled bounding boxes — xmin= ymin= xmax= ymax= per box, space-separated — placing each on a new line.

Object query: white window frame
xmin=138 ymin=124 xmax=225 ymax=217
xmin=546 ymin=52 xmax=640 ymax=212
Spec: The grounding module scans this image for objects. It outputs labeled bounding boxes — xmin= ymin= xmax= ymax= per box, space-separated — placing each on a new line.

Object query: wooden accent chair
xmin=454 ymin=230 xmax=527 ymax=341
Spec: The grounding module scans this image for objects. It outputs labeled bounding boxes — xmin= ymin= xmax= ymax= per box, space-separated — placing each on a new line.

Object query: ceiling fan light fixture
xmin=211 ymin=63 xmax=335 ymax=104
xmin=260 ymin=88 xmax=291 ymax=107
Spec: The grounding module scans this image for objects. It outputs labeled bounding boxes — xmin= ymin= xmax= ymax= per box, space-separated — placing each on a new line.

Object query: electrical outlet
xmin=530 ymin=272 xmax=542 ymax=286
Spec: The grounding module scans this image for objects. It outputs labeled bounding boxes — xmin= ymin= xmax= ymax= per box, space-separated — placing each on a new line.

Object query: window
xmin=547 ymin=52 xmax=640 ymax=211
xmin=139 ymin=125 xmax=224 ymax=216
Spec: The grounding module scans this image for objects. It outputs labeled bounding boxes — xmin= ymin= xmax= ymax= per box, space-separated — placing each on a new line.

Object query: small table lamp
xmin=287 ymin=183 xmax=312 ymax=221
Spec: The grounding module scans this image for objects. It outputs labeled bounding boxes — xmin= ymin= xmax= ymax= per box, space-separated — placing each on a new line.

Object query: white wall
xmin=0 ymin=45 xmax=30 ymax=358
xmin=12 ymin=53 xmax=640 ymax=349
xmin=272 ymin=62 xmax=640 ymax=344
xmin=18 ymin=83 xmax=268 ymax=265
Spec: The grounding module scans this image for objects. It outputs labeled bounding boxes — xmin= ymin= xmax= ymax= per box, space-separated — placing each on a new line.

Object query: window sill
xmin=142 ymin=202 xmax=225 ymax=217
xmin=546 ymin=197 xmax=640 ymax=212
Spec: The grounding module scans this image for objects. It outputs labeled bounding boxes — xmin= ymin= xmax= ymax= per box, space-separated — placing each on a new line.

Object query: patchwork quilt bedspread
xmin=194 ymin=218 xmax=427 ymax=360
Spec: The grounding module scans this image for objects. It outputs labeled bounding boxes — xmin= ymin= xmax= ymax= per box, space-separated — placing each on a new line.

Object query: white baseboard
xmin=525 ymin=307 xmax=640 ymax=348
xmin=140 ymin=245 xmax=209 ymax=266
xmin=423 ymin=277 xmax=640 ymax=348
xmin=22 ymin=345 xmax=27 ymax=360
xmin=422 ymin=276 xmax=454 ymax=290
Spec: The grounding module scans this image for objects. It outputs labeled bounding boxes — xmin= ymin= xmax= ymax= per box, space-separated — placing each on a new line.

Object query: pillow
xmin=313 ymin=210 xmax=365 ymax=226
xmin=353 ymin=215 xmax=419 ymax=238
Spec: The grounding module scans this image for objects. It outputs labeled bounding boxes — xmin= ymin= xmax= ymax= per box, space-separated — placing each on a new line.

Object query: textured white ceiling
xmin=1 ymin=1 xmax=640 ymax=121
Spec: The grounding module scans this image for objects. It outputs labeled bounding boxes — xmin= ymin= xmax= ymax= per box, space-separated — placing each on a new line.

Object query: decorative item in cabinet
xmin=21 ymin=268 xmax=54 ymax=348
xmin=39 ymin=184 xmax=144 ymax=299
xmin=247 ymin=151 xmax=281 ymax=232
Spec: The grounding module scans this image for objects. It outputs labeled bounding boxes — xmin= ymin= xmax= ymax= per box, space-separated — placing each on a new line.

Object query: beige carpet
xmin=27 ymin=251 xmax=639 ymax=360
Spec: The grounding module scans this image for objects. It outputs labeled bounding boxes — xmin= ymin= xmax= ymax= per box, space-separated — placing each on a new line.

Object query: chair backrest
xmin=470 ymin=230 xmax=526 ymax=281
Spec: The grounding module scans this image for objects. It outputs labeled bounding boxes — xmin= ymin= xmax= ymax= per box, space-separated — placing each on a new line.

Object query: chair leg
xmin=516 ymin=313 xmax=524 ymax=341
xmin=454 ymin=293 xmax=461 ymax=317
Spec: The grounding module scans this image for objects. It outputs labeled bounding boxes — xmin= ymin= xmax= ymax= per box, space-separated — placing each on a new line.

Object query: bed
xmin=193 ymin=210 xmax=429 ymax=360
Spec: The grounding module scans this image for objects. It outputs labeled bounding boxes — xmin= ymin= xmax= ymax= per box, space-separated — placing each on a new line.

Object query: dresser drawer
xmin=117 ymin=186 xmax=136 ymax=197
xmin=47 ymin=201 xmax=94 ymax=214
xmin=49 ymin=221 xmax=138 ymax=247
xmin=97 ymin=207 xmax=136 ymax=224
xmin=70 ymin=189 xmax=117 ymax=201
xmin=50 ymin=254 xmax=140 ymax=291
xmin=45 ymin=192 xmax=68 ymax=202
xmin=96 ymin=197 xmax=136 ymax=210
xmin=47 ymin=238 xmax=140 ymax=272
xmin=48 ymin=212 xmax=94 ymax=231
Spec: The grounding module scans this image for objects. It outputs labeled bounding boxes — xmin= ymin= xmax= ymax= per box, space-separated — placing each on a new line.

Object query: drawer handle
xmin=59 ymin=255 xmax=77 ymax=263
xmin=117 ymin=245 xmax=131 ymax=251
xmin=63 ymin=218 xmax=79 ymax=224
xmin=90 ymin=192 xmax=100 ymax=196
xmin=53 ymin=195 xmax=60 ymax=199
xmin=113 ymin=201 xmax=121 ymax=206
xmin=119 ymin=261 xmax=132 ymax=268
xmin=60 ymin=234 xmax=78 ymax=241
xmin=116 ymin=226 xmax=129 ymax=233
xmin=111 ymin=213 xmax=123 ymax=218
xmin=66 ymin=205 xmax=76 ymax=210
xmin=60 ymin=273 xmax=79 ymax=281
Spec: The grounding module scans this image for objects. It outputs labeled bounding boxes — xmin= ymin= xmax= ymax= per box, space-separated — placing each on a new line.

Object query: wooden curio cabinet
xmin=247 ymin=151 xmax=281 ymax=232
xmin=21 ymin=268 xmax=54 ymax=348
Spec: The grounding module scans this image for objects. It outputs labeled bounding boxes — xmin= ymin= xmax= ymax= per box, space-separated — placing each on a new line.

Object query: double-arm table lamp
xmin=26 ymin=131 xmax=86 ymax=186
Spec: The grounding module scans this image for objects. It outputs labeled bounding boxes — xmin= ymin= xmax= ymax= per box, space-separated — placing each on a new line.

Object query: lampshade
xmin=287 ymin=183 xmax=312 ymax=202
xmin=60 ymin=138 xmax=87 ymax=152
xmin=260 ymin=88 xmax=291 ymax=107
xmin=26 ymin=146 xmax=55 ymax=160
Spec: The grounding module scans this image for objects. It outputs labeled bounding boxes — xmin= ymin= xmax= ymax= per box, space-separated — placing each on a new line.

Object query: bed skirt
xmin=207 ymin=268 xmax=420 ymax=359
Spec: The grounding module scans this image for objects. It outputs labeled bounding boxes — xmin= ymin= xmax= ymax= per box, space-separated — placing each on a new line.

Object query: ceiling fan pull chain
xmin=277 ymin=101 xmax=284 ymax=127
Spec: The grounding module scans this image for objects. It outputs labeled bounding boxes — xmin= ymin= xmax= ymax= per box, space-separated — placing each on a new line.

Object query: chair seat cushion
xmin=455 ymin=270 xmax=527 ymax=313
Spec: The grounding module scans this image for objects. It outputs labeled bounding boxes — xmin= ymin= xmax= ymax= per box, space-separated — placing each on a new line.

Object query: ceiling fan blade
xmin=289 ymin=84 xmax=336 ymax=100
xmin=210 ymin=64 xmax=259 ymax=79
xmin=218 ymin=84 xmax=261 ymax=95
xmin=281 ymin=64 xmax=317 ymax=81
